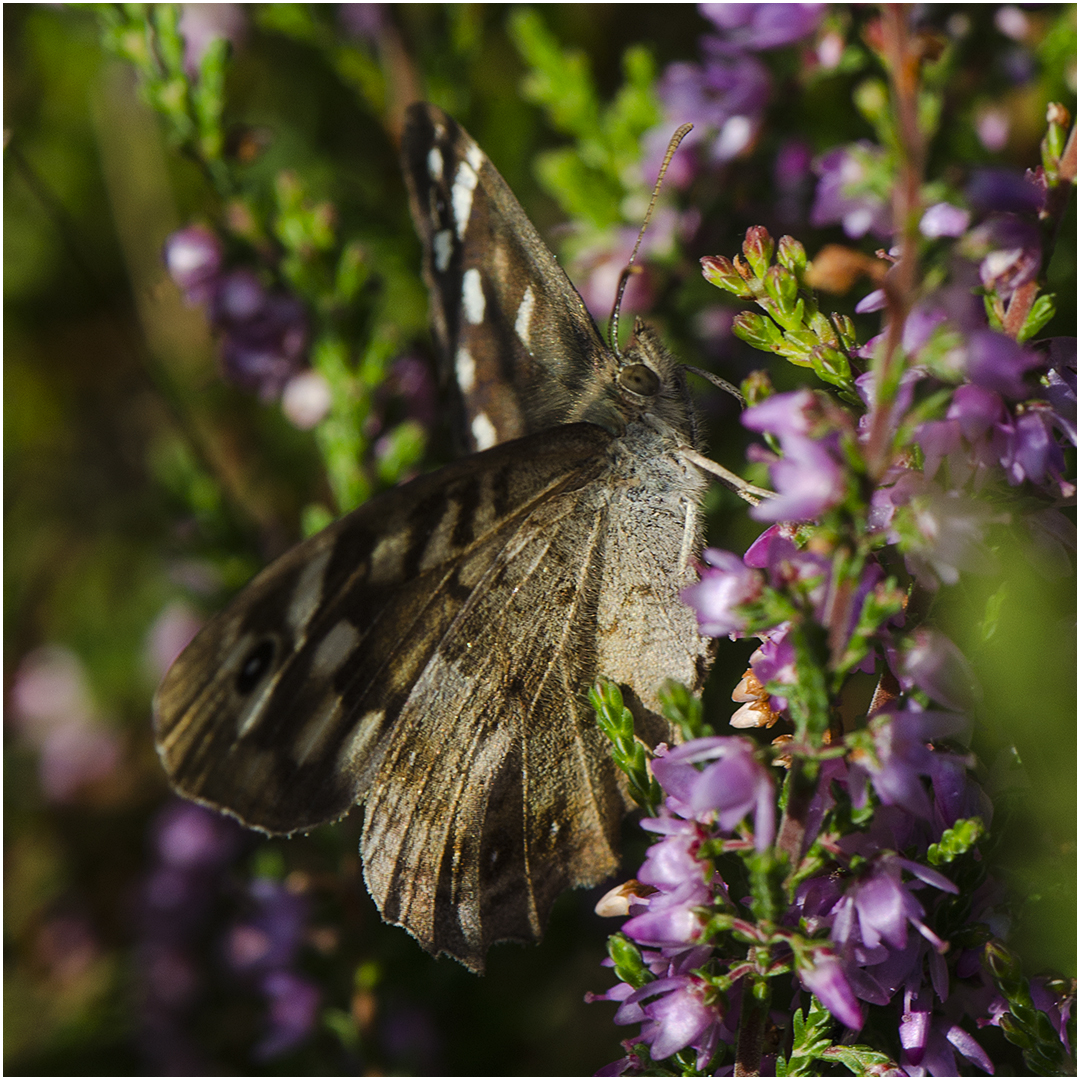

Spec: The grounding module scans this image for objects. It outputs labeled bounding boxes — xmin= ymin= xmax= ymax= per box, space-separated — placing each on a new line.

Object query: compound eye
xmin=618 ymin=364 xmax=660 ymax=397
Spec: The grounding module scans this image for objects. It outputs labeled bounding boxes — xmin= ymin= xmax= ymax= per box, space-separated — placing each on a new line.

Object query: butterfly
xmin=155 ymin=103 xmax=729 ymax=973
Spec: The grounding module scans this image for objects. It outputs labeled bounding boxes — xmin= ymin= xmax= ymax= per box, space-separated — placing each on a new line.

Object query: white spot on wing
xmin=515 ymin=286 xmax=535 ymax=348
xmin=452 ymin=160 xmax=479 ymax=239
xmin=311 ymin=619 xmax=361 ymax=678
xmin=433 ymin=229 xmax=453 ymax=272
xmin=462 ymin=267 xmax=485 ymax=325
xmin=455 ymin=346 xmax=476 ymax=393
xmin=287 ymin=549 xmax=332 ymax=636
xmin=370 ymin=533 xmax=404 ymax=583
xmin=465 ymin=141 xmax=483 ymax=173
xmin=472 ymin=412 xmax=497 ymax=451
xmin=336 ymin=708 xmax=385 ymax=774
xmin=427 ymin=146 xmax=443 ymax=181
xmin=292 ymin=695 xmax=343 ymax=766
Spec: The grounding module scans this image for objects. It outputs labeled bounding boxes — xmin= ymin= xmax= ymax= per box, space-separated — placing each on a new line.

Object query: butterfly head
xmin=568 ymin=318 xmax=698 ymax=448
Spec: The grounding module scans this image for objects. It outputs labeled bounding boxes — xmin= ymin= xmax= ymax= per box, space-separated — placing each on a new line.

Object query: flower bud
xmin=742 ymin=225 xmax=775 ymax=279
xmin=776 ymin=234 xmax=807 ymax=275
xmin=700 ymin=255 xmax=753 ymax=298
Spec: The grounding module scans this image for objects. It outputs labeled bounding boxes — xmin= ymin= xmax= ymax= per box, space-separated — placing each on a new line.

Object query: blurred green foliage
xmin=4 ymin=3 xmax=1074 ymax=1075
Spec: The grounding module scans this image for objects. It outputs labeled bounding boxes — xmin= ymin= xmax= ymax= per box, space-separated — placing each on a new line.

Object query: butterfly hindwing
xmin=402 ymin=103 xmax=615 ymax=451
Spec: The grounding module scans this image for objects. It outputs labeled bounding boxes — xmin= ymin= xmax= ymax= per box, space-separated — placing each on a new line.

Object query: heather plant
xmin=4 ymin=4 xmax=1074 ymax=1075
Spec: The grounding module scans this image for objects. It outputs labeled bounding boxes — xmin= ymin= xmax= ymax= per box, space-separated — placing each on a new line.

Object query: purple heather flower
xmin=698 ymin=3 xmax=825 ymax=50
xmin=811 ymin=142 xmax=893 ymax=239
xmin=752 ymin=433 xmax=846 ymax=522
xmin=900 ymin=629 xmax=979 ymax=713
xmin=742 ymin=391 xmax=849 ymax=522
xmin=617 ymin=975 xmax=723 ymax=1066
xmin=1030 ymin=976 xmax=1074 ymax=1054
xmin=747 ymin=628 xmax=797 ymax=712
xmin=856 ymin=288 xmax=887 ymax=313
xmin=164 ymin=226 xmax=224 ymax=303
xmin=966 ymin=168 xmax=1044 ymax=214
xmin=837 ymin=854 xmax=958 ymax=955
xmin=681 ymin=548 xmax=762 ymax=637
xmin=1043 ymin=344 xmax=1077 ymax=450
xmin=254 ymin=970 xmax=321 ymax=1060
xmin=901 ymin=1017 xmax=993 ymax=1075
xmin=742 ymin=388 xmax=817 ymax=438
xmin=919 ymin=203 xmax=971 ymax=239
xmin=963 ymin=213 xmax=1042 ymax=301
xmin=1001 ymin=402 xmax=1066 ymax=486
xmin=965 ymin=329 xmax=1041 ymax=400
xmin=651 ymin=738 xmax=776 ymax=850
xmin=849 ymin=710 xmax=971 ymax=820
xmin=799 ymin=948 xmax=865 ymax=1030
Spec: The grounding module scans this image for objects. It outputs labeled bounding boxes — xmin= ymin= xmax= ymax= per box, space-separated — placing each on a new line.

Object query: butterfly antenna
xmin=609 ymin=123 xmax=693 ymax=358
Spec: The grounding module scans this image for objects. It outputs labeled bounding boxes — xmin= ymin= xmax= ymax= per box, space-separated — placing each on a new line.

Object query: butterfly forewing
xmin=402 ymin=103 xmax=614 ymax=451
xmin=155 ymin=425 xmax=615 ymax=837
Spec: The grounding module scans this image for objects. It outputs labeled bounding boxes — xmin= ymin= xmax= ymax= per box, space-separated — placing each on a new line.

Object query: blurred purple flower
xmin=154 ymin=799 xmax=243 ymax=872
xmin=681 ymin=548 xmax=762 ymax=637
xmin=254 ymin=970 xmax=321 ymax=1060
xmin=976 ymin=108 xmax=1010 ymax=153
xmin=652 ymin=737 xmax=776 ymax=849
xmin=699 ymin=3 xmax=825 ymax=50
xmin=965 ymin=329 xmax=1041 ymax=400
xmin=1022 ymin=507 xmax=1077 ymax=579
xmin=966 ymin=168 xmax=1044 ymax=214
xmin=848 ymin=710 xmax=970 ymax=819
xmin=900 ymin=629 xmax=979 ymax=713
xmin=212 ymin=270 xmax=309 ymax=399
xmin=799 ymin=948 xmax=865 ymax=1030
xmin=811 ymin=142 xmax=893 ymax=239
xmin=164 ymin=225 xmax=224 ymax=303
xmin=886 ymin=476 xmax=1000 ymax=587
xmin=225 ymin=879 xmax=310 ymax=977
xmin=338 ymin=3 xmax=385 ymax=43
xmin=1043 ymin=337 xmax=1077 ymax=444
xmin=146 ymin=601 xmax=203 ymax=681
xmin=964 ymin=213 xmax=1042 ymax=301
xmin=919 ymin=202 xmax=970 ymax=239
xmin=178 ymin=4 xmax=246 ymax=74
xmin=1001 ymin=402 xmax=1066 ymax=487
xmin=8 ymin=645 xmax=122 ymax=802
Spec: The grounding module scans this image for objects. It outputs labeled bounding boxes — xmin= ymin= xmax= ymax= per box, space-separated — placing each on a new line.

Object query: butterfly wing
xmin=154 ymin=424 xmax=617 ymax=837
xmin=402 ymin=102 xmax=615 ymax=451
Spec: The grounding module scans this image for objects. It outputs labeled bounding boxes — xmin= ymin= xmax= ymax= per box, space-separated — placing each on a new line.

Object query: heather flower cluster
xmin=589 ymin=19 xmax=1075 ymax=1073
xmin=135 ymin=801 xmax=322 ymax=1070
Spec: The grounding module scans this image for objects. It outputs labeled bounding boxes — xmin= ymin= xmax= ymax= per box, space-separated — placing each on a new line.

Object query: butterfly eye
xmin=236 ymin=638 xmax=276 ymax=694
xmin=618 ymin=364 xmax=661 ymax=397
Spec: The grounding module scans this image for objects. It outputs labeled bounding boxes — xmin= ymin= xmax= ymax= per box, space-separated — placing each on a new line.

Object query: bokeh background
xmin=4 ymin=4 xmax=1075 ymax=1075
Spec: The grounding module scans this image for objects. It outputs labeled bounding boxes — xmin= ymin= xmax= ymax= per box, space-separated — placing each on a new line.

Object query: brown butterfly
xmin=155 ymin=104 xmax=748 ymax=972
